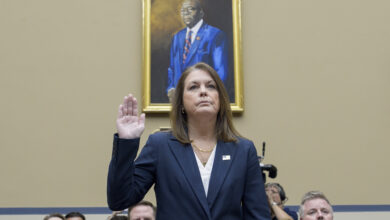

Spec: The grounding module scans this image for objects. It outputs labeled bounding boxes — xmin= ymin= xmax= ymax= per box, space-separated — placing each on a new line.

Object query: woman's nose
xmin=199 ymin=85 xmax=207 ymax=95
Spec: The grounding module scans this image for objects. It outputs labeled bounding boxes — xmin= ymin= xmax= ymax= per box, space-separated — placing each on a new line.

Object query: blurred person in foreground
xmin=65 ymin=212 xmax=85 ymax=220
xmin=129 ymin=200 xmax=156 ymax=220
xmin=106 ymin=210 xmax=127 ymax=220
xmin=43 ymin=213 xmax=65 ymax=220
xmin=265 ymin=182 xmax=298 ymax=220
xmin=299 ymin=191 xmax=333 ymax=220
xmin=107 ymin=62 xmax=270 ymax=219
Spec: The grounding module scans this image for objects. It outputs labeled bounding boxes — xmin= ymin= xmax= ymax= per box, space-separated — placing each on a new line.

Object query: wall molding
xmin=1 ymin=205 xmax=390 ymax=215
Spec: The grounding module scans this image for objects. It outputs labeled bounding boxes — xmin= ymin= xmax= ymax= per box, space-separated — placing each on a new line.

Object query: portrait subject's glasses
xmin=180 ymin=7 xmax=197 ymax=15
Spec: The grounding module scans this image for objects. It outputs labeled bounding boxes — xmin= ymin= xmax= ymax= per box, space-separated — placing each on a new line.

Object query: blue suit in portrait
xmin=107 ymin=132 xmax=271 ymax=220
xmin=167 ymin=22 xmax=229 ymax=93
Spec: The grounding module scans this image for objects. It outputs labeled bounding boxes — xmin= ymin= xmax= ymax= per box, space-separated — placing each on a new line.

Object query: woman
xmin=265 ymin=182 xmax=298 ymax=220
xmin=107 ymin=62 xmax=270 ymax=219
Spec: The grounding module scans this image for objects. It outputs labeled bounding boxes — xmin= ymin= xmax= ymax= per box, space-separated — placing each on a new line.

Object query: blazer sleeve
xmin=242 ymin=141 xmax=271 ymax=220
xmin=107 ymin=134 xmax=157 ymax=211
xmin=167 ymin=36 xmax=176 ymax=93
xmin=211 ymin=30 xmax=228 ymax=83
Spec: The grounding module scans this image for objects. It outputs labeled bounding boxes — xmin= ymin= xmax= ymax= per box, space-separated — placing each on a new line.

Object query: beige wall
xmin=2 ymin=212 xmax=390 ymax=220
xmin=0 ymin=0 xmax=389 ymax=208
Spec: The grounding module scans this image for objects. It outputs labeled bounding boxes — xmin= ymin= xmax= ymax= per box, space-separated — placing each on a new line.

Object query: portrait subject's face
xmin=301 ymin=199 xmax=333 ymax=220
xmin=180 ymin=0 xmax=203 ymax=28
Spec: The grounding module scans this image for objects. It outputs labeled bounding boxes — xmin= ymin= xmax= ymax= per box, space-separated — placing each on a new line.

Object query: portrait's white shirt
xmin=194 ymin=143 xmax=216 ymax=197
xmin=186 ymin=19 xmax=203 ymax=44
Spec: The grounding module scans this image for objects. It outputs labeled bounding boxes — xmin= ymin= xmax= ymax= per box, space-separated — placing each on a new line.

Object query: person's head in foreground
xmin=65 ymin=212 xmax=85 ymax=220
xmin=265 ymin=182 xmax=288 ymax=206
xmin=43 ymin=213 xmax=65 ymax=220
xmin=299 ymin=191 xmax=333 ymax=220
xmin=128 ymin=200 xmax=156 ymax=220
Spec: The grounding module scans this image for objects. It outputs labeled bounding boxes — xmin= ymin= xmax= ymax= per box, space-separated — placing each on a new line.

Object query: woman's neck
xmin=187 ymin=116 xmax=217 ymax=142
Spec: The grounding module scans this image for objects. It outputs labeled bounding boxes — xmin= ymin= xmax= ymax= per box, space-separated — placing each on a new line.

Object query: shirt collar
xmin=187 ymin=19 xmax=203 ymax=36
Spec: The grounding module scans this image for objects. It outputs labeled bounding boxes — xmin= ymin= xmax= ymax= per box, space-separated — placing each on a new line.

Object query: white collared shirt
xmin=186 ymin=19 xmax=203 ymax=44
xmin=193 ymin=144 xmax=216 ymax=197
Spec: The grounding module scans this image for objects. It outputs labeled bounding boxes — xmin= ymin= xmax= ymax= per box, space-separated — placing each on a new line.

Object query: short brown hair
xmin=128 ymin=200 xmax=156 ymax=217
xmin=65 ymin=212 xmax=85 ymax=220
xmin=170 ymin=62 xmax=240 ymax=143
xmin=43 ymin=213 xmax=65 ymax=220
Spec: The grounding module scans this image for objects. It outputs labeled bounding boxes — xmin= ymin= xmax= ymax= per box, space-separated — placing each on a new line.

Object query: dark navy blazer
xmin=107 ymin=132 xmax=271 ymax=220
xmin=167 ymin=23 xmax=228 ymax=93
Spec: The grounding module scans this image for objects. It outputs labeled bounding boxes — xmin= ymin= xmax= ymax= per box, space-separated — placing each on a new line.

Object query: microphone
xmin=262 ymin=142 xmax=266 ymax=158
xmin=258 ymin=141 xmax=278 ymax=181
xmin=261 ymin=164 xmax=277 ymax=178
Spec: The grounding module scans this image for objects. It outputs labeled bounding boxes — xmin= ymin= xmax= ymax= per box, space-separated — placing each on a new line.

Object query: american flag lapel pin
xmin=222 ymin=155 xmax=231 ymax=160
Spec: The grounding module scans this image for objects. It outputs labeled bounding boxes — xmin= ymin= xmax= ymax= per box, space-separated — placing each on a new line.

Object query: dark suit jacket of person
xmin=167 ymin=22 xmax=229 ymax=93
xmin=107 ymin=132 xmax=271 ymax=220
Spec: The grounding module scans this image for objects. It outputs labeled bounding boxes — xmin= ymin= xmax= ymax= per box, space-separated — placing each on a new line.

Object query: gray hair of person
xmin=298 ymin=191 xmax=333 ymax=217
xmin=128 ymin=200 xmax=156 ymax=217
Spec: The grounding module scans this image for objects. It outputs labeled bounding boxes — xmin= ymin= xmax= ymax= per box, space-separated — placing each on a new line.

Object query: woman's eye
xmin=189 ymin=85 xmax=197 ymax=90
xmin=207 ymin=84 xmax=216 ymax=89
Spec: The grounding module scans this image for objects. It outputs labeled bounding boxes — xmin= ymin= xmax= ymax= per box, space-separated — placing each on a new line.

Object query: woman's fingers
xmin=119 ymin=94 xmax=140 ymax=118
xmin=132 ymin=97 xmax=138 ymax=116
xmin=122 ymin=94 xmax=134 ymax=116
xmin=123 ymin=95 xmax=129 ymax=116
xmin=125 ymin=94 xmax=138 ymax=116
xmin=116 ymin=94 xmax=145 ymax=139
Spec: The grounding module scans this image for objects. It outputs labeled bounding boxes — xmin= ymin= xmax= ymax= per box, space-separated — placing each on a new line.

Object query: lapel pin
xmin=222 ymin=155 xmax=231 ymax=160
xmin=196 ymin=36 xmax=200 ymax=40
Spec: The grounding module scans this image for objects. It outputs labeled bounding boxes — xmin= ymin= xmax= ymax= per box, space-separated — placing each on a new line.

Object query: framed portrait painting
xmin=142 ymin=0 xmax=243 ymax=113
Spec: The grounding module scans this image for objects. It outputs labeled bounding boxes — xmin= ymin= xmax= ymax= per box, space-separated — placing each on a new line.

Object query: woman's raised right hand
xmin=116 ymin=94 xmax=145 ymax=139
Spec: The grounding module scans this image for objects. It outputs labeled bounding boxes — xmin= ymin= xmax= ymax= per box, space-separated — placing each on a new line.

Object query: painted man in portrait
xmin=167 ymin=0 xmax=228 ymax=100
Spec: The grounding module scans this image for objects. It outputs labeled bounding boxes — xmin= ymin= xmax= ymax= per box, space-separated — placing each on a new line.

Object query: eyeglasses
xmin=180 ymin=7 xmax=197 ymax=15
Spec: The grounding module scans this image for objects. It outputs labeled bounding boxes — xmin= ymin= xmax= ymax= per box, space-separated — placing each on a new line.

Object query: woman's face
xmin=266 ymin=186 xmax=282 ymax=204
xmin=182 ymin=69 xmax=220 ymax=118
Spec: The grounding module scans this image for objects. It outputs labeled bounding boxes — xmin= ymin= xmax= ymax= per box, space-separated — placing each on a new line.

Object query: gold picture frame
xmin=142 ymin=0 xmax=243 ymax=113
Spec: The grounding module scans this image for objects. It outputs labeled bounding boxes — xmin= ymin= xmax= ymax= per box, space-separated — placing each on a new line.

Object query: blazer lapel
xmin=207 ymin=140 xmax=237 ymax=207
xmin=168 ymin=136 xmax=212 ymax=219
xmin=179 ymin=30 xmax=186 ymax=67
xmin=185 ymin=23 xmax=207 ymax=64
